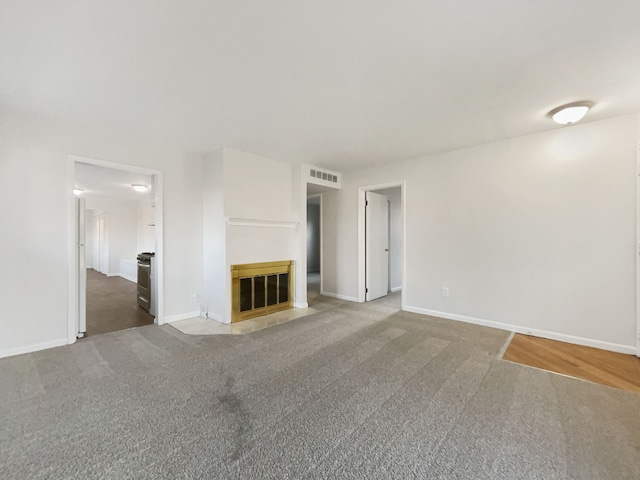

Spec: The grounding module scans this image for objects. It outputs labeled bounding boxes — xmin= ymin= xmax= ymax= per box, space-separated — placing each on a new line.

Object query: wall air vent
xmin=307 ymin=165 xmax=341 ymax=189
xmin=310 ymin=169 xmax=338 ymax=183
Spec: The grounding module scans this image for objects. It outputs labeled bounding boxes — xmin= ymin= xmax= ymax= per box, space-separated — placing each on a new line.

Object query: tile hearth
xmin=169 ymin=306 xmax=319 ymax=335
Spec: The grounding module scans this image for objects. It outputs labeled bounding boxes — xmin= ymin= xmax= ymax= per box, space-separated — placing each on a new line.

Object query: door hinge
xmin=365 ymin=288 xmax=368 ymax=293
xmin=365 ymin=200 xmax=369 ymax=206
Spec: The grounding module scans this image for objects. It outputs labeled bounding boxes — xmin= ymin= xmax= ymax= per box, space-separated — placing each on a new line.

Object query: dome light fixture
xmin=549 ymin=101 xmax=593 ymax=125
xmin=73 ymin=188 xmax=84 ymax=196
xmin=131 ymin=184 xmax=149 ymax=193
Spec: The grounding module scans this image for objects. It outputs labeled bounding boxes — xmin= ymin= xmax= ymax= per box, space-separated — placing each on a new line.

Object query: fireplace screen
xmin=231 ymin=261 xmax=294 ymax=322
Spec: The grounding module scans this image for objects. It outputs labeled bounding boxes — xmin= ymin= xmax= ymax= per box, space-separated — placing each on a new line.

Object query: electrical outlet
xmin=442 ymin=287 xmax=449 ymax=297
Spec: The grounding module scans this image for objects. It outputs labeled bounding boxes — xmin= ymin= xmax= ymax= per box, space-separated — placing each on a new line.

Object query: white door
xmin=365 ymin=191 xmax=389 ymax=301
xmin=76 ymin=198 xmax=87 ymax=337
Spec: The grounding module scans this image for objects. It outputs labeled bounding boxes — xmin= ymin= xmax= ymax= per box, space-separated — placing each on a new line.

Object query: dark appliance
xmin=137 ymin=252 xmax=155 ymax=314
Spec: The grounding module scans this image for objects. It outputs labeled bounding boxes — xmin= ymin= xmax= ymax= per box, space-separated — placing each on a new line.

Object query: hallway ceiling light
xmin=131 ymin=184 xmax=149 ymax=192
xmin=73 ymin=188 xmax=84 ymax=195
xmin=549 ymin=101 xmax=593 ymax=125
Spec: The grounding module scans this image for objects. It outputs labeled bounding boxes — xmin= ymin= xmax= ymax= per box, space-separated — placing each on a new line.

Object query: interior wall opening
xmin=306 ymin=182 xmax=332 ymax=306
xmin=359 ymin=183 xmax=404 ymax=307
xmin=73 ymin=160 xmax=161 ymax=338
xmin=306 ymin=194 xmax=321 ymax=304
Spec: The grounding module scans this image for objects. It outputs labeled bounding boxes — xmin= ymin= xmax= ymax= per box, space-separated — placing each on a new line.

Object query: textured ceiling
xmin=2 ymin=1 xmax=640 ymax=171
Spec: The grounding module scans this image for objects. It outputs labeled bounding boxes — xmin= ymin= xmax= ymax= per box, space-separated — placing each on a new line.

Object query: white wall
xmin=0 ymin=150 xmax=69 ymax=354
xmin=323 ymin=115 xmax=638 ymax=352
xmin=137 ymin=199 xmax=155 ymax=253
xmin=107 ymin=210 xmax=137 ymax=274
xmin=202 ymin=149 xmax=227 ymax=322
xmin=86 ymin=198 xmax=137 ymax=275
xmin=174 ymin=153 xmax=205 ymax=319
xmin=375 ymin=187 xmax=402 ymax=290
xmin=0 ymin=107 xmax=203 ymax=356
xmin=223 ymin=147 xmax=292 ymax=221
xmin=293 ymin=164 xmax=308 ymax=307
xmin=223 ymin=149 xmax=296 ymax=267
xmin=320 ymin=188 xmax=342 ymax=296
xmin=226 ymin=226 xmax=295 ymax=265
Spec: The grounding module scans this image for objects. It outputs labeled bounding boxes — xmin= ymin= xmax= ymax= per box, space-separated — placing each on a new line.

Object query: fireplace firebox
xmin=231 ymin=260 xmax=294 ymax=322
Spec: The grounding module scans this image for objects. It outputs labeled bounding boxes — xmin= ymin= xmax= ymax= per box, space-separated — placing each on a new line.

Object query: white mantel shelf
xmin=226 ymin=218 xmax=299 ymax=228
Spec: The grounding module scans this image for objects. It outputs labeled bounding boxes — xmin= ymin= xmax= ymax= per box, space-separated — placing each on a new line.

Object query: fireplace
xmin=231 ymin=260 xmax=294 ymax=322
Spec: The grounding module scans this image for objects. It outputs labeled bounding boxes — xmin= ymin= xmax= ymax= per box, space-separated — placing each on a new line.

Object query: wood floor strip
xmin=502 ymin=334 xmax=640 ymax=394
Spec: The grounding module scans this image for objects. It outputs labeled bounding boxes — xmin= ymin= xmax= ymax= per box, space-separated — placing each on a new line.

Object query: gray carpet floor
xmin=1 ymin=293 xmax=640 ymax=479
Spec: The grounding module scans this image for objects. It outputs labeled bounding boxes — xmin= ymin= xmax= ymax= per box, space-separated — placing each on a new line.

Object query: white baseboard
xmin=165 ymin=311 xmax=201 ymax=323
xmin=119 ymin=273 xmax=136 ymax=283
xmin=294 ymin=302 xmax=309 ymax=308
xmin=321 ymin=291 xmax=359 ymax=302
xmin=403 ymin=306 xmax=636 ymax=355
xmin=106 ymin=273 xmax=119 ymax=277
xmin=0 ymin=338 xmax=68 ymax=359
xmin=391 ymin=286 xmax=403 ymax=293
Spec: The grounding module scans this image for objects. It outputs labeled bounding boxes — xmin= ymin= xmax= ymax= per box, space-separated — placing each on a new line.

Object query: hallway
xmin=86 ymin=269 xmax=154 ymax=336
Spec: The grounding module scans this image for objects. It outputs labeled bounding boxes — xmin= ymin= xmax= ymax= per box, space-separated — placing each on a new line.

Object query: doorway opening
xmin=69 ymin=157 xmax=164 ymax=341
xmin=306 ymin=182 xmax=333 ymax=306
xmin=358 ymin=182 xmax=405 ymax=307
xmin=307 ymin=194 xmax=322 ymax=303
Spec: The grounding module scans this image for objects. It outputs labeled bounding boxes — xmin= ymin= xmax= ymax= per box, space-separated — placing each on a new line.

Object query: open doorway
xmin=71 ymin=158 xmax=163 ymax=338
xmin=307 ymin=194 xmax=321 ymax=303
xmin=306 ymin=182 xmax=335 ymax=305
xmin=358 ymin=182 xmax=405 ymax=307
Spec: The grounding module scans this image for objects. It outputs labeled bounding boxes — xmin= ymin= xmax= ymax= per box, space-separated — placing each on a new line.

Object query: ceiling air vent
xmin=310 ymin=168 xmax=338 ymax=183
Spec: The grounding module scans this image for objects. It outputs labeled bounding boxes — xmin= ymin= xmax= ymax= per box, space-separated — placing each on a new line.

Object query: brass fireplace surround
xmin=231 ymin=260 xmax=294 ymax=322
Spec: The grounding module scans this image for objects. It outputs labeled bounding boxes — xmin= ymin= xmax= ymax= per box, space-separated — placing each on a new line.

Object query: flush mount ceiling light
xmin=73 ymin=188 xmax=84 ymax=195
xmin=131 ymin=184 xmax=149 ymax=192
xmin=549 ymin=101 xmax=593 ymax=125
